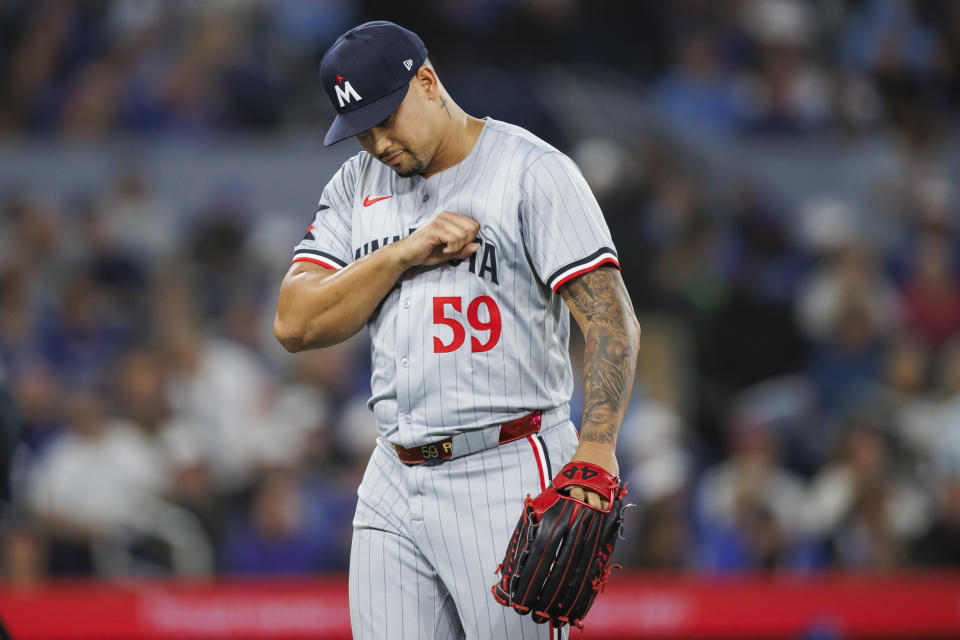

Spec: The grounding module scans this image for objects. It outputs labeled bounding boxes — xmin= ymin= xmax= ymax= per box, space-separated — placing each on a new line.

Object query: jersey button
xmin=403 ymin=414 xmax=413 ymax=424
xmin=402 ymin=298 xmax=411 ymax=309
xmin=422 ymin=194 xmax=429 ymax=203
xmin=400 ymin=358 xmax=409 ymax=368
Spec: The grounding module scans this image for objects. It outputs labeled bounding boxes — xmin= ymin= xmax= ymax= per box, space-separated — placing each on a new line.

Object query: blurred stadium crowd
xmin=2 ymin=0 xmax=960 ymax=584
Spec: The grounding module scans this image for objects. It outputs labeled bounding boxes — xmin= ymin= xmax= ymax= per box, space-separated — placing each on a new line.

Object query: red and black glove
xmin=492 ymin=461 xmax=627 ymax=630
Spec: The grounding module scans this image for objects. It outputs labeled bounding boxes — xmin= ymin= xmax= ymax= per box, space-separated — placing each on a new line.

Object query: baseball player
xmin=274 ymin=21 xmax=641 ymax=639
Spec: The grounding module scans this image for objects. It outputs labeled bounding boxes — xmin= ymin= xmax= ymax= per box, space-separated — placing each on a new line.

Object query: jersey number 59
xmin=433 ymin=296 xmax=502 ymax=354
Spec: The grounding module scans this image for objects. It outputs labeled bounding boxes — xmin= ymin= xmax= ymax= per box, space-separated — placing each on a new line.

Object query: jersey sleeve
xmin=291 ymin=158 xmax=358 ymax=270
xmin=519 ymin=151 xmax=620 ymax=292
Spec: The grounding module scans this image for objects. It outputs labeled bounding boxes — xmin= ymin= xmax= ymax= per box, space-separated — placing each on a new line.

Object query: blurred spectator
xmin=808 ymin=294 xmax=885 ymax=415
xmin=0 ymin=369 xmax=21 ymax=509
xmin=280 ymin=337 xmax=375 ymax=470
xmin=923 ymin=343 xmax=960 ymax=476
xmin=726 ymin=375 xmax=821 ymax=475
xmin=112 ymin=347 xmax=169 ymax=436
xmin=830 ymin=480 xmax=906 ymax=569
xmin=0 ymin=522 xmax=46 ymax=589
xmin=160 ymin=321 xmax=274 ymax=493
xmin=876 ymin=335 xmax=940 ymax=469
xmin=221 ymin=469 xmax=350 ymax=574
xmin=619 ymin=394 xmax=690 ymax=507
xmin=10 ymin=365 xmax=63 ymax=457
xmin=0 ymin=192 xmax=66 ymax=301
xmin=696 ymin=416 xmax=810 ymax=571
xmin=40 ymin=274 xmax=130 ymax=388
xmin=796 ymin=241 xmax=900 ymax=344
xmin=25 ymin=388 xmax=166 ymax=532
xmin=736 ymin=0 xmax=832 ymax=135
xmin=185 ymin=197 xmax=271 ymax=323
xmin=900 ymin=231 xmax=960 ymax=348
xmin=911 ymin=470 xmax=960 ymax=567
xmin=801 ymin=423 xmax=928 ymax=548
xmin=698 ymin=496 xmax=820 ymax=571
xmin=879 ymin=334 xmax=929 ymax=401
xmin=707 ymin=185 xmax=808 ymax=387
xmin=840 ymin=0 xmax=943 ymax=136
xmin=629 ymin=493 xmax=691 ymax=570
xmin=61 ymin=60 xmax=125 ymax=139
xmin=654 ymin=29 xmax=745 ymax=135
xmin=94 ymin=168 xmax=179 ymax=263
xmin=0 ymin=263 xmax=34 ymax=375
xmin=24 ymin=388 xmax=210 ymax=576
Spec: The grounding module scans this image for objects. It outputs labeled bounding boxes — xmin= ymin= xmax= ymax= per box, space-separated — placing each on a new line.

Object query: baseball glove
xmin=491 ymin=461 xmax=627 ymax=630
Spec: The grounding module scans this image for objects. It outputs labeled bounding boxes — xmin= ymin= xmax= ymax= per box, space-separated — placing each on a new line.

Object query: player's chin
xmin=392 ymin=159 xmax=424 ymax=178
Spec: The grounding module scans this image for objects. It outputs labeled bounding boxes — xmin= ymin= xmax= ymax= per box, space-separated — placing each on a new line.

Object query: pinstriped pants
xmin=349 ymin=420 xmax=580 ymax=640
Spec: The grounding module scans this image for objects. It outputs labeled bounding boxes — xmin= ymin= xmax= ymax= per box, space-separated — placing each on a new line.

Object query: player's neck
xmin=421 ymin=103 xmax=484 ymax=178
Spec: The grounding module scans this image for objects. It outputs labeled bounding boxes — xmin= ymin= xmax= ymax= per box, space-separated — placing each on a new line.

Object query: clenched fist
xmin=393 ymin=211 xmax=480 ymax=268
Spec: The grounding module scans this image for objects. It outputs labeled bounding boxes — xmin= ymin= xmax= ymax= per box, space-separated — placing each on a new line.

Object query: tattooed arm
xmin=558 ymin=265 xmax=641 ymax=508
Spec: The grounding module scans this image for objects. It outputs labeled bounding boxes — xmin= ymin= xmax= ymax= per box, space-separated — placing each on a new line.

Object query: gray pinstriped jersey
xmin=292 ymin=118 xmax=619 ymax=448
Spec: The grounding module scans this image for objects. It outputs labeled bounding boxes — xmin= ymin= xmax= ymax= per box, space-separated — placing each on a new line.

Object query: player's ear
xmin=414 ymin=65 xmax=439 ymax=100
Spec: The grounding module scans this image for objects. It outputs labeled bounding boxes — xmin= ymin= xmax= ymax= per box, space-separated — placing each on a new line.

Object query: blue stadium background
xmin=2 ymin=0 xmax=960 ymax=598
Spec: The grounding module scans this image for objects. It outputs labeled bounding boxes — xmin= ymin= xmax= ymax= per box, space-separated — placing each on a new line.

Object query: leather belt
xmin=392 ymin=410 xmax=543 ymax=466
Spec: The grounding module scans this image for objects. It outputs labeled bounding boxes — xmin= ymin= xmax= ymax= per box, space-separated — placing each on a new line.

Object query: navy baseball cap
xmin=319 ymin=21 xmax=428 ymax=146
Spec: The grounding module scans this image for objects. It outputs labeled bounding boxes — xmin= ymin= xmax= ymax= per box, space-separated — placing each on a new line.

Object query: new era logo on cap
xmin=319 ymin=21 xmax=428 ymax=146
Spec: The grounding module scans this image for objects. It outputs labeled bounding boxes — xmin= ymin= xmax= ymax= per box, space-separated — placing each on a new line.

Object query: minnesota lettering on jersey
xmin=354 ymin=229 xmax=499 ymax=285
xmin=291 ymin=118 xmax=620 ymax=439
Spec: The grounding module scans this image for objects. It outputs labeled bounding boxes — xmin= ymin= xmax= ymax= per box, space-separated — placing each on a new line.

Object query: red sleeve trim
xmin=292 ymin=256 xmax=340 ymax=270
xmin=551 ymin=257 xmax=620 ymax=292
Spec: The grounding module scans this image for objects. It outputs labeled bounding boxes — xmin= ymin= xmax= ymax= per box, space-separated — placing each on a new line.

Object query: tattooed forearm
xmin=560 ymin=267 xmax=641 ymax=445
xmin=440 ymin=96 xmax=452 ymax=119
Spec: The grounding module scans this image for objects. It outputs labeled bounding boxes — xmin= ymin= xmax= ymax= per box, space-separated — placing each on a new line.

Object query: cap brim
xmin=323 ymin=83 xmax=410 ymax=146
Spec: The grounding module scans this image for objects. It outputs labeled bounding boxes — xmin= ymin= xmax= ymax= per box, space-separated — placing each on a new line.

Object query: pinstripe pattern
xmin=291 ymin=118 xmax=619 ymax=448
xmin=351 ymin=422 xmax=577 ymax=639
xmin=295 ymin=118 xmax=615 ymax=638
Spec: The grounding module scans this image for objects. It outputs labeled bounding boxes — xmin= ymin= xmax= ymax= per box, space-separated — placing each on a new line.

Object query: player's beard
xmin=385 ymin=149 xmax=424 ymax=178
xmin=395 ymin=160 xmax=424 ymax=178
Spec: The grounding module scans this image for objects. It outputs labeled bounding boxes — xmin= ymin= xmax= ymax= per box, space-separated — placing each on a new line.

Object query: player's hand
xmin=392 ymin=211 xmax=480 ymax=268
xmin=566 ymin=443 xmax=619 ymax=510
